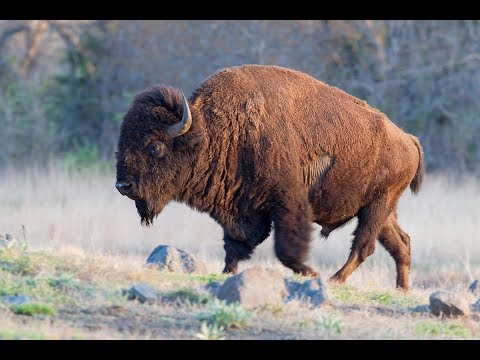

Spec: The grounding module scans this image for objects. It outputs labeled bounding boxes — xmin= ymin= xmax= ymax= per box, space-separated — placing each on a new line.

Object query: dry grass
xmin=0 ymin=166 xmax=479 ymax=339
xmin=1 ymin=166 xmax=479 ymax=289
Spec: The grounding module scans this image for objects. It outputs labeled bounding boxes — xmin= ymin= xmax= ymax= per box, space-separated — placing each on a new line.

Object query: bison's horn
xmin=166 ymin=94 xmax=192 ymax=137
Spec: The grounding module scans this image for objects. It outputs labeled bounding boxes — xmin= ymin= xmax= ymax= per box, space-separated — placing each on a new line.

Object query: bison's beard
xmin=135 ymin=199 xmax=158 ymax=227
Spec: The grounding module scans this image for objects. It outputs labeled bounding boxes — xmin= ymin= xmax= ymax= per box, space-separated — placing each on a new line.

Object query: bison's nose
xmin=115 ymin=181 xmax=134 ymax=196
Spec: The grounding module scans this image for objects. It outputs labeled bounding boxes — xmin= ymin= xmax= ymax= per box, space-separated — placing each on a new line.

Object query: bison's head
xmin=115 ymin=85 xmax=203 ymax=226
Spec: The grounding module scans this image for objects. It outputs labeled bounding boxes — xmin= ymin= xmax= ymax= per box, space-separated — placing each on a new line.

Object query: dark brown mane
xmin=134 ymin=85 xmax=183 ymax=113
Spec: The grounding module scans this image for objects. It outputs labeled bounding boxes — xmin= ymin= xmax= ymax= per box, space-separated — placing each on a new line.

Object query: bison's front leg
xmin=271 ymin=189 xmax=319 ymax=278
xmin=222 ymin=233 xmax=255 ymax=274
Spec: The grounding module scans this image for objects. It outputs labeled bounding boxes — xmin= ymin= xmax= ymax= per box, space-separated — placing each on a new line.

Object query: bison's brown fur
xmin=116 ymin=65 xmax=424 ymax=290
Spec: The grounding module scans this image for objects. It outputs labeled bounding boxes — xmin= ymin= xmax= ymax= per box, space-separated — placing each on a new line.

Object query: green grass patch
xmin=197 ymin=299 xmax=253 ymax=329
xmin=0 ymin=249 xmax=97 ymax=306
xmin=47 ymin=274 xmax=82 ymax=291
xmin=190 ymin=273 xmax=228 ymax=285
xmin=0 ymin=276 xmax=36 ymax=296
xmin=331 ymin=284 xmax=366 ymax=303
xmin=0 ymin=329 xmax=48 ymax=340
xmin=0 ymin=251 xmax=39 ymax=276
xmin=369 ymin=292 xmax=414 ymax=307
xmin=413 ymin=322 xmax=469 ymax=338
xmin=0 ymin=273 xmax=92 ymax=306
xmin=11 ymin=302 xmax=56 ymax=316
xmin=330 ymin=284 xmax=421 ymax=308
xmin=164 ymin=288 xmax=211 ymax=304
xmin=195 ymin=321 xmax=226 ymax=340
xmin=297 ymin=314 xmax=342 ymax=334
xmin=0 ymin=248 xmax=78 ymax=277
xmin=315 ymin=314 xmax=342 ymax=335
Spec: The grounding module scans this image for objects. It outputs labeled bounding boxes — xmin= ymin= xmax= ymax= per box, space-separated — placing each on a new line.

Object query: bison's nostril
xmin=115 ymin=182 xmax=133 ymax=195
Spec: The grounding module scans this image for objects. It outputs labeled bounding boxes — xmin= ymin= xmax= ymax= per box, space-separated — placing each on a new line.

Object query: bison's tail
xmin=409 ymin=134 xmax=424 ymax=194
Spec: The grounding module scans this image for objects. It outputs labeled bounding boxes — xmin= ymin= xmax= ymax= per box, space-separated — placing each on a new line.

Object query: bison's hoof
xmin=222 ymin=266 xmax=238 ymax=275
xmin=297 ymin=266 xmax=319 ymax=278
xmin=328 ymin=274 xmax=346 ymax=284
xmin=396 ymin=284 xmax=409 ymax=292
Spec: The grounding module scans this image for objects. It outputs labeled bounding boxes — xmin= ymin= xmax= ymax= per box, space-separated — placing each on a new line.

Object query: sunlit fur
xmin=115 ymin=65 xmax=424 ymax=288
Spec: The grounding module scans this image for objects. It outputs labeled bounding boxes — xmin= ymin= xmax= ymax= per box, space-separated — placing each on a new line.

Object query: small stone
xmin=216 ymin=266 xmax=287 ymax=309
xmin=0 ymin=295 xmax=34 ymax=305
xmin=410 ymin=304 xmax=430 ymax=314
xmin=145 ymin=245 xmax=208 ymax=274
xmin=121 ymin=288 xmax=134 ymax=300
xmin=472 ymin=299 xmax=480 ymax=312
xmin=468 ymin=280 xmax=479 ymax=295
xmin=127 ymin=283 xmax=158 ymax=304
xmin=0 ymin=233 xmax=16 ymax=249
xmin=285 ymin=278 xmax=329 ymax=308
xmin=429 ymin=291 xmax=470 ymax=318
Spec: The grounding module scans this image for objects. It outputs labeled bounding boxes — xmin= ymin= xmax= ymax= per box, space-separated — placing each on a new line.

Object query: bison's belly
xmin=310 ymin=197 xmax=360 ymax=225
xmin=308 ymin=178 xmax=365 ymax=225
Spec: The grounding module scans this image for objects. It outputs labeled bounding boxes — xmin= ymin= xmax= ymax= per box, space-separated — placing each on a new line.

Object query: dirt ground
xmin=1 ymin=247 xmax=478 ymax=340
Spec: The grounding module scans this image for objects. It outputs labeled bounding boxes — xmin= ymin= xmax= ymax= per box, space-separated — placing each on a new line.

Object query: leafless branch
xmin=20 ymin=20 xmax=49 ymax=76
xmin=0 ymin=24 xmax=28 ymax=51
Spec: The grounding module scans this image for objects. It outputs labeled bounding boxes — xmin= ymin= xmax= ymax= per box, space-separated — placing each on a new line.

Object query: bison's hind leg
xmin=330 ymin=194 xmax=391 ymax=284
xmin=378 ymin=212 xmax=411 ymax=290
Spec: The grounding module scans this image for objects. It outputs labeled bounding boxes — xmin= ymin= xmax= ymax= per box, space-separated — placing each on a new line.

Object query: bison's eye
xmin=148 ymin=140 xmax=166 ymax=159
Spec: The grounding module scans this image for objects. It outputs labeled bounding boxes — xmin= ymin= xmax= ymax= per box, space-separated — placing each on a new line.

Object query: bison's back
xmin=192 ymin=65 xmax=418 ymax=223
xmin=194 ymin=64 xmax=390 ymax=145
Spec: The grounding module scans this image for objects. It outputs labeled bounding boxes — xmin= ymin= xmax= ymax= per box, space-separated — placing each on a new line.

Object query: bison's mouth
xmin=135 ymin=199 xmax=157 ymax=227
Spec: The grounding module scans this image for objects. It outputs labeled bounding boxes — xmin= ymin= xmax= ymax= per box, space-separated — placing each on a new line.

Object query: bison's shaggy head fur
xmin=115 ymin=85 xmax=205 ymax=226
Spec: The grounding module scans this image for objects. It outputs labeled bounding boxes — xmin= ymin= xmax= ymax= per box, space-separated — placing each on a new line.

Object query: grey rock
xmin=473 ymin=299 xmax=480 ymax=312
xmin=203 ymin=281 xmax=222 ymax=296
xmin=409 ymin=304 xmax=430 ymax=314
xmin=126 ymin=283 xmax=158 ymax=304
xmin=468 ymin=280 xmax=479 ymax=295
xmin=216 ymin=266 xmax=287 ymax=308
xmin=285 ymin=279 xmax=302 ymax=294
xmin=145 ymin=245 xmax=207 ymax=274
xmin=429 ymin=291 xmax=470 ymax=318
xmin=0 ymin=295 xmax=35 ymax=305
xmin=285 ymin=278 xmax=329 ymax=308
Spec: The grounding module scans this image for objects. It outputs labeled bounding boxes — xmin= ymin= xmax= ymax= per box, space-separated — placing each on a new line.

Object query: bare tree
xmin=1 ymin=20 xmax=480 ymax=174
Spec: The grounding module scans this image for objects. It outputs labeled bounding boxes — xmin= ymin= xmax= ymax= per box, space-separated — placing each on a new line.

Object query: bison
xmin=115 ymin=65 xmax=424 ymax=290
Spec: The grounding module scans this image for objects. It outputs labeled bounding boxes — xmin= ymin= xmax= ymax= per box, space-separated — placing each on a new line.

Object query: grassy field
xmin=0 ymin=166 xmax=479 ymax=339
